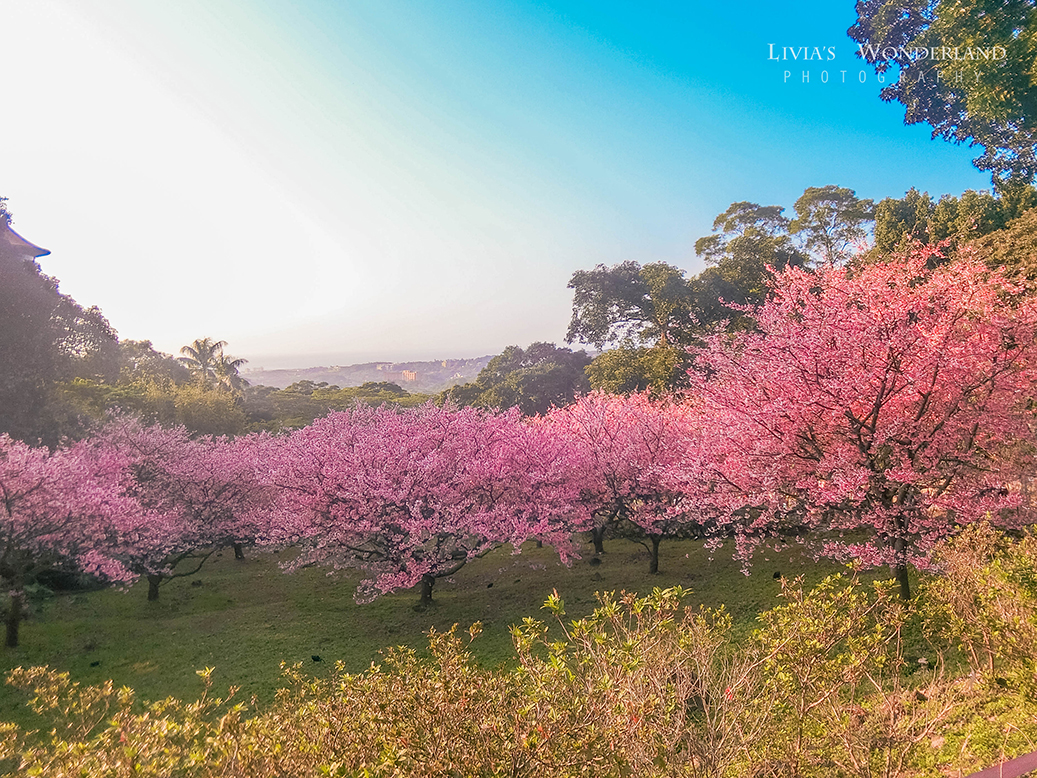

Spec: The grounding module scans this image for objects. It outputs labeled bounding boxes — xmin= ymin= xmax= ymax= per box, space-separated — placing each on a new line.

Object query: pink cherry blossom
xmin=0 ymin=434 xmax=138 ymax=646
xmin=683 ymin=249 xmax=1037 ymax=596
xmin=263 ymin=403 xmax=582 ymax=605
xmin=89 ymin=419 xmax=274 ymax=600
xmin=543 ymin=392 xmax=701 ymax=572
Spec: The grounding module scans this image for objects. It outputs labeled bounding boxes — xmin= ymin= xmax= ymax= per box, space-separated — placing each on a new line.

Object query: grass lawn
xmin=0 ymin=536 xmax=885 ymax=727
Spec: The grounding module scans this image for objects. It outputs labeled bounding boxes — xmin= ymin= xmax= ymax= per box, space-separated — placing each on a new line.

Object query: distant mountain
xmin=242 ymin=356 xmax=494 ymax=393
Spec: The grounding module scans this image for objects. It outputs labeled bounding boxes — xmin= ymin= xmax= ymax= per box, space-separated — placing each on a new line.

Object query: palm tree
xmin=214 ymin=353 xmax=249 ymax=393
xmin=177 ymin=338 xmax=230 ymax=387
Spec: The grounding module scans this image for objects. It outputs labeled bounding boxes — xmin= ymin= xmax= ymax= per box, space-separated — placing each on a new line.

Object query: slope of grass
xmin=0 ymin=536 xmax=872 ymax=726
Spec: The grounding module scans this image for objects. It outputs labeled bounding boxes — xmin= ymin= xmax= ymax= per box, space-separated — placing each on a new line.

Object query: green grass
xmin=0 ymin=536 xmax=879 ymax=727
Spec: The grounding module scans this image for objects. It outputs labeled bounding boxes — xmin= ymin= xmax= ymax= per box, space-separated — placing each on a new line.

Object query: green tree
xmin=584 ymin=343 xmax=687 ymax=396
xmin=873 ymin=188 xmax=938 ymax=253
xmin=118 ymin=340 xmax=193 ymax=384
xmin=441 ymin=342 xmax=591 ymax=416
xmin=178 ymin=338 xmax=247 ymax=392
xmin=851 ymin=0 xmax=1037 ymax=185
xmin=871 ymin=185 xmax=1037 ymax=257
xmin=170 ymin=382 xmax=249 ymax=436
xmin=566 ymin=262 xmax=699 ymax=395
xmin=969 ymin=206 xmax=1037 ymax=279
xmin=566 ymin=262 xmax=696 ymax=349
xmin=177 ymin=338 xmax=225 ymax=385
xmin=693 ymin=201 xmax=809 ymax=327
xmin=0 ymin=207 xmax=119 ymax=443
xmin=214 ymin=353 xmax=249 ymax=394
xmin=789 ymin=185 xmax=874 ymax=263
xmin=243 ymin=381 xmax=429 ymax=431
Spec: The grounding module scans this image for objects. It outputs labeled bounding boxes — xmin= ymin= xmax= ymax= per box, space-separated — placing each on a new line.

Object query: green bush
xmin=6 ymin=531 xmax=1037 ymax=777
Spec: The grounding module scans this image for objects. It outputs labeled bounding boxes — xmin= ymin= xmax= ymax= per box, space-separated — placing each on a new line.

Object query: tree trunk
xmin=147 ymin=574 xmax=162 ymax=602
xmin=5 ymin=590 xmax=22 ymax=648
xmin=894 ymin=564 xmax=911 ymax=600
xmin=649 ymin=534 xmax=661 ymax=575
xmin=893 ymin=537 xmax=911 ymax=600
xmin=591 ymin=526 xmax=606 ymax=555
xmin=233 ymin=542 xmax=245 ymax=560
xmin=535 ymin=539 xmax=543 ymax=549
xmin=417 ymin=574 xmax=435 ymax=609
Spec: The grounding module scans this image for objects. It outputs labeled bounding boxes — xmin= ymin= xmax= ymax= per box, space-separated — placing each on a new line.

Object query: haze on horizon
xmin=1 ymin=0 xmax=991 ymax=370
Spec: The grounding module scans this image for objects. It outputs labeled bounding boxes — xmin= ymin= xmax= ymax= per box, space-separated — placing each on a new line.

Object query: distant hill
xmin=242 ymin=356 xmax=494 ymax=393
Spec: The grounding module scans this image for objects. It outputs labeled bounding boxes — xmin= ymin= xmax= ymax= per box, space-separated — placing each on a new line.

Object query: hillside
xmin=242 ymin=356 xmax=494 ymax=393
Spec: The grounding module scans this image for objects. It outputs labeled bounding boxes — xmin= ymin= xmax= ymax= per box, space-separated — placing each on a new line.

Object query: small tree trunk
xmin=591 ymin=526 xmax=606 ymax=555
xmin=894 ymin=564 xmax=911 ymax=600
xmin=5 ymin=590 xmax=23 ymax=648
xmin=649 ymin=534 xmax=661 ymax=575
xmin=233 ymin=543 xmax=245 ymax=560
xmin=893 ymin=537 xmax=911 ymax=600
xmin=535 ymin=539 xmax=543 ymax=549
xmin=417 ymin=574 xmax=435 ymax=609
xmin=147 ymin=574 xmax=162 ymax=602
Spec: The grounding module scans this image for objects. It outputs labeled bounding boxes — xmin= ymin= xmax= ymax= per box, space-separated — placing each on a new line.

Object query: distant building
xmin=400 ymin=370 xmax=417 ymax=382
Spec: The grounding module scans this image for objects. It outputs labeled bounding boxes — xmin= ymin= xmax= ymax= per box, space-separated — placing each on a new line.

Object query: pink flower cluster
xmin=3 ymin=249 xmax=1036 ymax=610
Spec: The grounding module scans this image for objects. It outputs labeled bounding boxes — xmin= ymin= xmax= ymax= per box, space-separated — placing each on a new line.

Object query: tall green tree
xmin=789 ymin=185 xmax=874 ymax=263
xmin=566 ymin=261 xmax=696 ymax=349
xmin=178 ymin=338 xmax=247 ymax=392
xmin=583 ymin=343 xmax=687 ymax=396
xmin=969 ymin=206 xmax=1037 ymax=279
xmin=694 ymin=201 xmax=809 ymax=325
xmin=851 ymin=0 xmax=1037 ymax=186
xmin=214 ymin=353 xmax=249 ymax=394
xmin=118 ymin=340 xmax=193 ymax=385
xmin=177 ymin=338 xmax=228 ymax=385
xmin=566 ymin=262 xmax=699 ymax=395
xmin=0 ymin=204 xmax=119 ymax=443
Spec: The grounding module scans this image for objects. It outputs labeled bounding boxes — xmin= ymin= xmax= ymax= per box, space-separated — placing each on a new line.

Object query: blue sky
xmin=1 ymin=0 xmax=991 ymax=368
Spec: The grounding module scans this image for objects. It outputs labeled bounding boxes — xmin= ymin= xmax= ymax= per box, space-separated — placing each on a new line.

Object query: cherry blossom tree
xmin=0 ymin=435 xmax=137 ymax=647
xmin=92 ymin=420 xmax=273 ymax=601
xmin=545 ymin=393 xmax=701 ymax=573
xmin=265 ymin=403 xmax=581 ymax=608
xmin=685 ymin=249 xmax=1037 ymax=598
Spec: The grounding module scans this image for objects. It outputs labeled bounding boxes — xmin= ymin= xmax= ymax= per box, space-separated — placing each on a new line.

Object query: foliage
xmin=168 ymin=383 xmax=250 ymax=437
xmin=870 ymin=185 xmax=1037 ymax=255
xmin=178 ymin=338 xmax=242 ymax=389
xmin=922 ymin=523 xmax=1037 ymax=682
xmin=684 ymin=249 xmax=1037 ymax=597
xmin=118 ymin=340 xmax=193 ymax=385
xmin=243 ymin=380 xmax=430 ymax=431
xmin=790 ymin=185 xmax=875 ymax=264
xmin=850 ymin=0 xmax=1037 ymax=185
xmin=584 ymin=342 xmax=689 ymax=396
xmin=441 ymin=342 xmax=591 ymax=416
xmin=0 ymin=226 xmax=119 ymax=445
xmin=566 ymin=261 xmax=697 ymax=350
xmin=53 ymin=379 xmax=251 ymax=438
xmin=969 ymin=205 xmax=1037 ymax=280
xmin=10 ymin=561 xmax=1037 ymax=777
xmin=694 ymin=201 xmax=809 ymax=324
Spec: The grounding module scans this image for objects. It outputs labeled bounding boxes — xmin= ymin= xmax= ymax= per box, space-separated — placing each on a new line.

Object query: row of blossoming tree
xmin=3 ymin=250 xmax=1037 ymax=646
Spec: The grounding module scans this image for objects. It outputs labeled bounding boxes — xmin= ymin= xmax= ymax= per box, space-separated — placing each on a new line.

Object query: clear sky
xmin=1 ymin=0 xmax=992 ymax=369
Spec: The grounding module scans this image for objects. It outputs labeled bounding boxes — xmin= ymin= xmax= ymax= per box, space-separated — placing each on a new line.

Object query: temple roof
xmin=1 ymin=222 xmax=50 ymax=258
